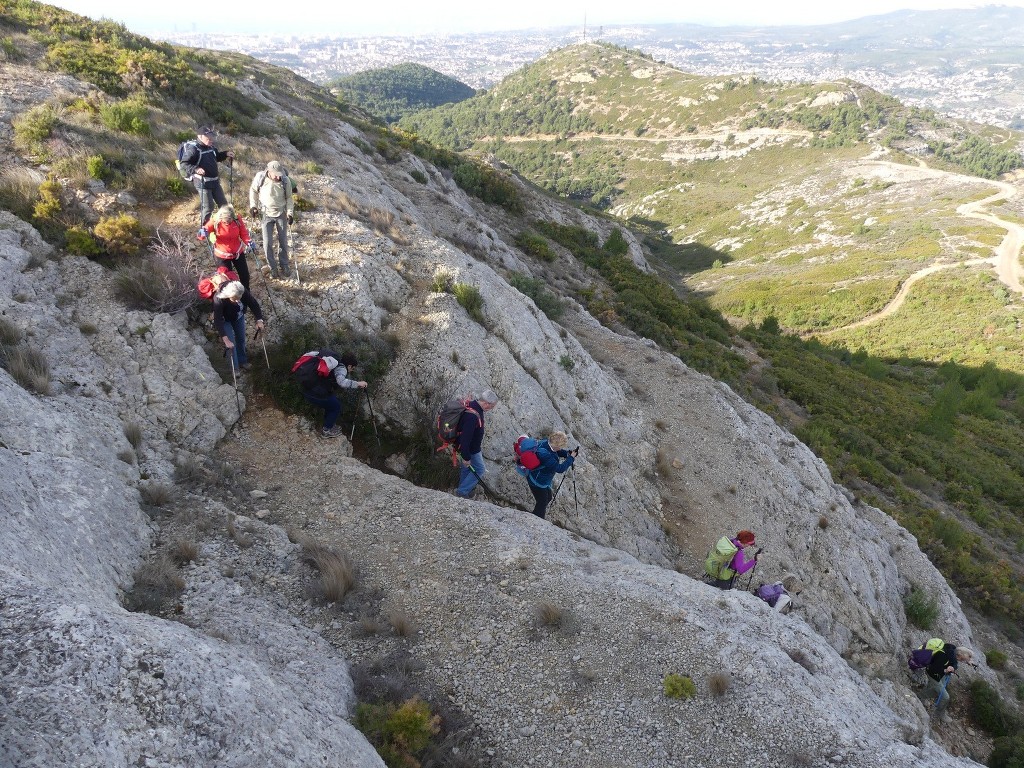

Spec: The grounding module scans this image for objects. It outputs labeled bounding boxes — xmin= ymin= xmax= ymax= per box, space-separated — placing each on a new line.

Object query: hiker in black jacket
xmin=455 ymin=390 xmax=498 ymax=498
xmin=292 ymin=350 xmax=367 ymax=438
xmin=925 ymin=643 xmax=973 ymax=713
xmin=212 ymin=280 xmax=262 ymax=372
xmin=183 ymin=126 xmax=234 ymax=227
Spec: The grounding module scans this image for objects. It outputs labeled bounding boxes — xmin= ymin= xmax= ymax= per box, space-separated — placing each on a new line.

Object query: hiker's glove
xmin=287 ymin=214 xmax=294 ymax=225
xmin=246 ymin=242 xmax=255 ymax=254
xmin=755 ymin=548 xmax=763 ymax=558
xmin=255 ymin=319 xmax=264 ymax=330
xmin=249 ymin=207 xmax=259 ymax=219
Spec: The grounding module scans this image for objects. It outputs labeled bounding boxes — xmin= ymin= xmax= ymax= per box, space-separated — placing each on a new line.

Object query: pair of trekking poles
xmin=223 ymin=324 xmax=272 ymax=418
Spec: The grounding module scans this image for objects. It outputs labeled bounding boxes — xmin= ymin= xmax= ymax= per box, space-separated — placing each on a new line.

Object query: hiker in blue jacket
xmin=455 ymin=390 xmax=498 ymax=498
xmin=524 ymin=430 xmax=576 ymax=519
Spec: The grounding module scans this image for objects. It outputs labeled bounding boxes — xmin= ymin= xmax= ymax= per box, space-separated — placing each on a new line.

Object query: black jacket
xmin=183 ymin=141 xmax=229 ymax=181
xmin=926 ymin=644 xmax=958 ymax=682
xmin=212 ymin=289 xmax=262 ymax=337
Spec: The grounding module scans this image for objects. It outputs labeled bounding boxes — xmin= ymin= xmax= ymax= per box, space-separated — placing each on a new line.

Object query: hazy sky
xmin=49 ymin=0 xmax=1006 ymax=36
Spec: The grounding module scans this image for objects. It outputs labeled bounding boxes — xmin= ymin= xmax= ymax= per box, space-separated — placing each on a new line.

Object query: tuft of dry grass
xmin=708 ymin=672 xmax=732 ymax=697
xmin=301 ymin=539 xmax=357 ymax=602
xmin=117 ymin=449 xmax=136 ymax=465
xmin=818 ymin=515 xmax=829 ymax=530
xmin=168 ymin=539 xmax=199 ymax=565
xmin=534 ymin=600 xmax=575 ymax=633
xmin=173 ymin=456 xmax=203 ymax=484
xmin=139 ymin=482 xmax=173 ymax=508
xmin=124 ymin=554 xmax=185 ymax=613
xmin=5 ymin=346 xmax=51 ymax=395
xmin=388 ymin=609 xmax=415 ymax=637
xmin=655 ymin=449 xmax=674 ymax=479
xmin=786 ymin=648 xmax=817 ymax=674
xmin=123 ymin=421 xmax=143 ymax=449
xmin=0 ymin=316 xmax=22 ymax=347
xmin=358 ymin=614 xmax=384 ymax=636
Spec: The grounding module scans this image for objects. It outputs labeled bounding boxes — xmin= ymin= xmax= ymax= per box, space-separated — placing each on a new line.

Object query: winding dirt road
xmin=822 ymin=164 xmax=1023 ymax=334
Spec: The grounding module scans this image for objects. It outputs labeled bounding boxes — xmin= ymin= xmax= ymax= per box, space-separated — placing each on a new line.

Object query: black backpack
xmin=176 ymin=140 xmax=200 ymax=180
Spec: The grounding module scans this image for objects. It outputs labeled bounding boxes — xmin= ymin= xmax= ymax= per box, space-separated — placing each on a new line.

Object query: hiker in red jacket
xmin=204 ymin=205 xmax=253 ymax=290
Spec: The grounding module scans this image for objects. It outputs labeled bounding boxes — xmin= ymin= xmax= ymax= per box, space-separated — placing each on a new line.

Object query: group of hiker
xmin=181 ymin=124 xmax=298 ymax=372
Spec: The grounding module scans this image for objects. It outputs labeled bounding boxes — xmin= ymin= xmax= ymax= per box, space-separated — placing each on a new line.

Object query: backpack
xmin=756 ymin=582 xmax=787 ymax=607
xmin=435 ymin=397 xmax=480 ymax=463
xmin=291 ymin=350 xmax=340 ymax=389
xmin=197 ymin=266 xmax=239 ymax=299
xmin=704 ymin=536 xmax=738 ymax=581
xmin=513 ymin=435 xmax=543 ymax=471
xmin=908 ymin=638 xmax=946 ymax=671
xmin=176 ymin=140 xmax=200 ymax=181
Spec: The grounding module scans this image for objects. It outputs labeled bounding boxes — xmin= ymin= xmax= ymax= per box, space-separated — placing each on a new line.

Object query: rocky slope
xmin=0 ymin=34 xmax=997 ymax=768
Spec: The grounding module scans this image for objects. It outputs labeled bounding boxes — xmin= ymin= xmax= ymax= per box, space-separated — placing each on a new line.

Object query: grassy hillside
xmin=329 ymin=63 xmax=475 ymax=124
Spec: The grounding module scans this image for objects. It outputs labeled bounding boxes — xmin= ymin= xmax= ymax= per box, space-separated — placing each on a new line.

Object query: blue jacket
xmin=457 ymin=401 xmax=485 ymax=460
xmin=526 ymin=441 xmax=574 ymax=488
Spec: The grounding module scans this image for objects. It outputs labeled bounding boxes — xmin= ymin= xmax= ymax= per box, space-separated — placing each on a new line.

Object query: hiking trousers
xmin=456 ymin=452 xmax=485 ymax=497
xmin=261 ymin=213 xmax=289 ymax=273
xmin=528 ymin=482 xmax=552 ymax=519
xmin=927 ymin=675 xmax=951 ymax=710
xmin=218 ymin=254 xmax=250 ymax=291
xmin=221 ymin=312 xmax=248 ymax=370
xmin=303 ymin=392 xmax=342 ymax=430
xmin=195 ymin=177 xmax=227 ymax=226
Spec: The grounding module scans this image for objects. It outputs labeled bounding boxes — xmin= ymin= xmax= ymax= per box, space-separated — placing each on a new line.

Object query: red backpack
xmin=197 ymin=266 xmax=239 ymax=299
xmin=513 ymin=435 xmax=542 ymax=470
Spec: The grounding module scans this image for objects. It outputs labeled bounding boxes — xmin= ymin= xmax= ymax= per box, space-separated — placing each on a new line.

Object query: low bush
xmin=112 ymin=229 xmax=201 ymax=313
xmin=663 ymin=673 xmax=697 ymax=700
xmin=64 ymin=226 xmax=102 ymax=257
xmin=987 ymin=649 xmax=1009 ymax=670
xmin=123 ymin=421 xmax=144 ymax=449
xmin=989 ymin=734 xmax=1024 ymax=768
xmin=278 ymin=116 xmax=316 ymax=150
xmin=514 ymin=230 xmax=556 ymax=262
xmin=99 ymin=96 xmax=150 ymax=135
xmin=708 ymin=672 xmax=732 ymax=697
xmin=94 ymin=213 xmax=145 ymax=257
xmin=969 ymin=679 xmax=1017 ymax=737
xmin=409 ymin=169 xmax=427 ymax=184
xmin=354 ymin=696 xmax=441 ymax=768
xmin=509 ymin=272 xmax=565 ymax=320
xmin=139 ymin=483 xmax=173 ymax=508
xmin=903 ymin=587 xmax=939 ymax=630
xmin=13 ymin=103 xmax=59 ymax=156
xmin=452 ymin=283 xmax=484 ymax=324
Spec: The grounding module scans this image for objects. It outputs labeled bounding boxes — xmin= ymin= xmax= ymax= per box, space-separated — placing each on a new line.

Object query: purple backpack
xmin=908 ymin=648 xmax=934 ymax=671
xmin=756 ymin=583 xmax=787 ymax=607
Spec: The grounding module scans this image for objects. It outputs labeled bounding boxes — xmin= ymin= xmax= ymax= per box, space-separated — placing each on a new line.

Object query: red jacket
xmin=204 ymin=216 xmax=251 ymax=260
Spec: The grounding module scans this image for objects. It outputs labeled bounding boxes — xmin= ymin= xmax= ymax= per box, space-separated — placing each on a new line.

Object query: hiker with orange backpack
xmin=204 ymin=205 xmax=254 ymax=290
xmin=453 ymin=390 xmax=498 ymax=498
xmin=291 ymin=350 xmax=367 ymax=438
xmin=515 ymin=430 xmax=577 ymax=519
xmin=704 ymin=530 xmax=760 ymax=590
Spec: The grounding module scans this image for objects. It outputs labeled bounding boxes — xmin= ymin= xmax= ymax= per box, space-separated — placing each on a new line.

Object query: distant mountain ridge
xmin=329 ymin=62 xmax=474 ymax=123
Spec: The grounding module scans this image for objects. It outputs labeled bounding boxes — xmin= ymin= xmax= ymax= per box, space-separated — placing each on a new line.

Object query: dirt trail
xmin=822 ymin=163 xmax=1023 ymax=334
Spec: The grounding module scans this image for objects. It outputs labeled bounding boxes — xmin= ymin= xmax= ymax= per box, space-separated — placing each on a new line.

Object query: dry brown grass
xmin=168 ymin=539 xmax=199 ymax=565
xmin=388 ymin=609 xmax=415 ymax=637
xmin=301 ymin=539 xmax=357 ymax=602
xmin=5 ymin=346 xmax=51 ymax=395
xmin=123 ymin=421 xmax=143 ymax=449
xmin=117 ymin=449 xmax=136 ymax=465
xmin=139 ymin=482 xmax=173 ymax=508
xmin=124 ymin=554 xmax=185 ymax=613
xmin=708 ymin=672 xmax=732 ymax=697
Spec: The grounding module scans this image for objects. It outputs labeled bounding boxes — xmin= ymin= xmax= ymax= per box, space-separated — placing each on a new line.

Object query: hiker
xmin=705 ymin=529 xmax=760 ymax=590
xmin=204 ymin=205 xmax=253 ymax=289
xmin=521 ymin=431 xmax=577 ymax=519
xmin=212 ymin=280 xmax=263 ymax=372
xmin=923 ymin=641 xmax=973 ymax=713
xmin=182 ymin=125 xmax=234 ymax=227
xmin=249 ymin=160 xmax=295 ymax=279
xmin=455 ymin=390 xmax=498 ymax=498
xmin=292 ymin=350 xmax=367 ymax=438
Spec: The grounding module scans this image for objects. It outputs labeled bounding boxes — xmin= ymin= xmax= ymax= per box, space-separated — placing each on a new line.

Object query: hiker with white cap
xmin=249 ymin=160 xmax=295 ymax=279
xmin=454 ymin=390 xmax=498 ymax=498
xmin=181 ymin=125 xmax=234 ymax=227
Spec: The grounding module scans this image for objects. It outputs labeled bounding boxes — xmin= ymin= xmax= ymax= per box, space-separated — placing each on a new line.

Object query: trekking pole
xmin=571 ymin=465 xmax=578 ymax=514
xmin=290 ymin=217 xmax=300 ymax=286
xmin=228 ymin=158 xmax=234 ymax=204
xmin=467 ymin=464 xmax=494 ymax=498
xmin=224 ymin=347 xmax=242 ymax=418
xmin=364 ymin=389 xmax=381 ymax=447
xmin=254 ymin=326 xmax=270 ymax=370
xmin=252 ymin=243 xmax=280 ymax=322
xmin=742 ymin=552 xmax=761 ymax=591
xmin=552 ymin=472 xmax=568 ymax=503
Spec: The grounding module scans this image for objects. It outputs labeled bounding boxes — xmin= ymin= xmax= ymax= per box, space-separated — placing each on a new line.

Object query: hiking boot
xmin=280 ymin=266 xmax=291 ymax=278
xmin=260 ymin=264 xmax=272 ymax=276
xmin=321 ymin=425 xmax=344 ymax=439
xmin=240 ymin=362 xmax=252 ymax=371
xmin=271 ymin=269 xmax=281 ymax=279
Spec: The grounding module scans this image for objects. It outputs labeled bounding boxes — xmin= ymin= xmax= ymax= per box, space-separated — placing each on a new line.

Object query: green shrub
xmin=603 ymin=228 xmax=629 ymax=256
xmin=300 ymin=160 xmax=323 ymax=174
xmin=13 ymin=103 xmax=59 ymax=155
xmin=663 ymin=673 xmax=697 ymax=700
xmin=0 ymin=36 xmax=23 ymax=61
xmin=508 ymin=272 xmax=564 ymax=320
xmin=409 ymin=169 xmax=427 ymax=184
xmin=903 ymin=587 xmax=939 ymax=629
xmin=64 ymin=226 xmax=102 ymax=257
xmin=452 ymin=283 xmax=484 ymax=324
xmin=559 ymin=354 xmax=575 ymax=372
xmin=278 ymin=116 xmax=316 ymax=150
xmin=32 ymin=178 xmax=62 ymax=221
xmin=514 ymin=230 xmax=555 ymax=262
xmin=354 ymin=697 xmax=440 ymax=768
xmin=969 ymin=680 xmax=1016 ymax=737
xmin=86 ymin=155 xmax=110 ymax=183
xmin=986 ymin=649 xmax=1009 ymax=670
xmin=95 ymin=213 xmax=145 ymax=257
xmin=98 ymin=96 xmax=150 ymax=135
xmin=989 ymin=734 xmax=1024 ymax=768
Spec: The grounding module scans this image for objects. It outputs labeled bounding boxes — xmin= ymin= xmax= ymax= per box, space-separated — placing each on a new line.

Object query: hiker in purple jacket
xmin=710 ymin=529 xmax=761 ymax=589
xmin=455 ymin=389 xmax=498 ymax=498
